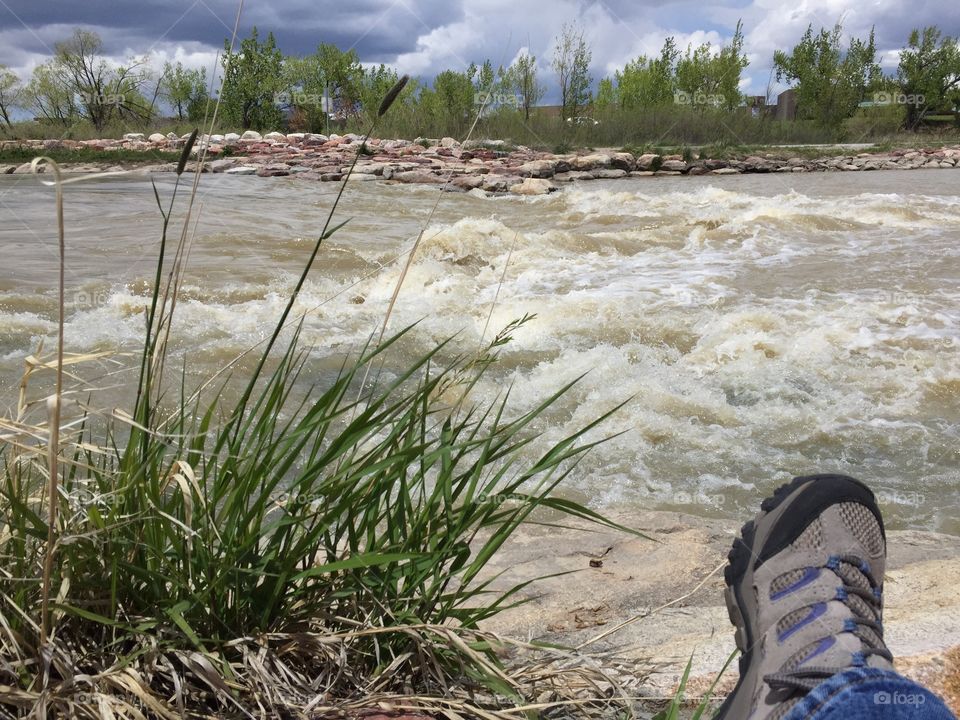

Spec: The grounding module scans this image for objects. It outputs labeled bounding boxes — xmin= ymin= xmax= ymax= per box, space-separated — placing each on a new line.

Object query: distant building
xmin=744 ymin=95 xmax=766 ymax=117
xmin=775 ymin=89 xmax=797 ymax=121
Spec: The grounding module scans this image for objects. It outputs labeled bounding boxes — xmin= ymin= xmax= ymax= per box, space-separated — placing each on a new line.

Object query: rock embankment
xmin=3 ymin=131 xmax=960 ymax=196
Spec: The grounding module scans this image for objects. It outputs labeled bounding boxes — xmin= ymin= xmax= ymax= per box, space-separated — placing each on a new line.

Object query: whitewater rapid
xmin=2 ymin=170 xmax=958 ymax=530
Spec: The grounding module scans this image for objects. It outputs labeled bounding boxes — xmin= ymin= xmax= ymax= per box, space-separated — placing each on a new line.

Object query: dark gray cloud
xmin=0 ymin=0 xmax=463 ymax=64
xmin=0 ymin=0 xmax=957 ymax=99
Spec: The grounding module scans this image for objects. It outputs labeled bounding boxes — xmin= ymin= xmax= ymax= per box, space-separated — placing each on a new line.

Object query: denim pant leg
xmin=782 ymin=667 xmax=957 ymax=720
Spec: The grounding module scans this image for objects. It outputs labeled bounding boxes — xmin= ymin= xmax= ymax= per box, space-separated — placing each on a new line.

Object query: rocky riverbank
xmin=3 ymin=131 xmax=960 ymax=195
xmin=483 ymin=508 xmax=960 ymax=714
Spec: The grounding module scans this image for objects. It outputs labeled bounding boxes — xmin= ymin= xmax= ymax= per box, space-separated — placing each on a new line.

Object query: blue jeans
xmin=782 ymin=668 xmax=956 ymax=719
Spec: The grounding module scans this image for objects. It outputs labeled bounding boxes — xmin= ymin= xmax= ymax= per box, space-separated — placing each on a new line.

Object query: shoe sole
xmin=712 ymin=474 xmax=880 ymax=719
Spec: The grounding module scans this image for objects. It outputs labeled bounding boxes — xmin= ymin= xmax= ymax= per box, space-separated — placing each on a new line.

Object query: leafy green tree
xmin=0 ymin=66 xmax=23 ymax=128
xmin=594 ymin=76 xmax=616 ymax=111
xmin=430 ymin=68 xmax=475 ymax=133
xmin=161 ymin=62 xmax=208 ymax=122
xmin=613 ymin=38 xmax=679 ymax=109
xmin=773 ymin=23 xmax=880 ymax=127
xmin=897 ymin=27 xmax=960 ymax=129
xmin=475 ymin=59 xmax=496 ymax=95
xmin=675 ymin=21 xmax=748 ymax=110
xmin=552 ymin=23 xmax=593 ymax=118
xmin=357 ymin=63 xmax=401 ymax=123
xmin=500 ymin=52 xmax=544 ymax=119
xmin=219 ymin=27 xmax=285 ymax=131
xmin=30 ymin=29 xmax=153 ymax=131
xmin=25 ymin=61 xmax=77 ymax=124
xmin=284 ymin=43 xmax=364 ymax=133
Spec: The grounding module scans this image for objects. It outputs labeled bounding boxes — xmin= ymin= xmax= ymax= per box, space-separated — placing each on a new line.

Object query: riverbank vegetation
xmin=0 ymin=21 xmax=957 ymax=148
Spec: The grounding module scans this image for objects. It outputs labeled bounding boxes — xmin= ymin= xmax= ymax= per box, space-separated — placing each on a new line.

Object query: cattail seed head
xmin=177 ymin=129 xmax=199 ymax=175
xmin=378 ymin=75 xmax=409 ymax=117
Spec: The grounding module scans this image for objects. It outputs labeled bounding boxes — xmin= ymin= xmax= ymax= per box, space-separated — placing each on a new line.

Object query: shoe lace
xmin=763 ymin=553 xmax=893 ymax=694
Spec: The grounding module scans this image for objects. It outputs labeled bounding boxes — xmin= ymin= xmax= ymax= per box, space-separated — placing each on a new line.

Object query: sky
xmin=1 ymin=0 xmax=959 ymax=105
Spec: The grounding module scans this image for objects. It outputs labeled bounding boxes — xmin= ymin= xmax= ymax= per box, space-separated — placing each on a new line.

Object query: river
xmin=1 ymin=169 xmax=958 ymax=532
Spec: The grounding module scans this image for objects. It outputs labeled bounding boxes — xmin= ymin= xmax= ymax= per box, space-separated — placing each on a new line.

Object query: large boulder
xmin=519 ymin=159 xmax=557 ymax=178
xmin=572 ymin=153 xmax=611 ymax=171
xmin=636 ymin=153 xmax=660 ymax=170
xmin=451 ymin=175 xmax=484 ymax=190
xmin=610 ymin=152 xmax=636 ymax=171
xmin=240 ymin=130 xmax=263 ymax=142
xmin=594 ymin=168 xmax=628 ymax=179
xmin=509 ymin=177 xmax=557 ymax=195
xmin=660 ymin=159 xmax=688 ymax=172
xmin=392 ymin=170 xmax=440 ymax=184
xmin=263 ymin=131 xmax=287 ymax=142
xmin=224 ymin=165 xmax=259 ymax=175
xmin=148 ymin=133 xmax=166 ymax=143
xmin=256 ymin=163 xmax=290 ymax=177
xmin=224 ymin=132 xmax=241 ymax=144
xmin=208 ymin=158 xmax=242 ymax=173
xmin=123 ymin=132 xmax=145 ymax=142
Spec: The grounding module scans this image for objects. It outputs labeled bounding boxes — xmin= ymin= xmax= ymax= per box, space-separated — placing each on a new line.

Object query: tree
xmin=474 ymin=59 xmax=496 ymax=98
xmin=161 ymin=62 xmax=208 ymax=122
xmin=431 ymin=68 xmax=475 ymax=133
xmin=0 ymin=66 xmax=23 ymax=128
xmin=897 ymin=27 xmax=960 ymax=129
xmin=594 ymin=76 xmax=616 ymax=111
xmin=52 ymin=29 xmax=153 ymax=130
xmin=357 ymin=63 xmax=402 ymax=124
xmin=25 ymin=61 xmax=78 ymax=124
xmin=501 ymin=52 xmax=544 ymax=119
xmin=284 ymin=43 xmax=364 ymax=133
xmin=773 ymin=23 xmax=880 ymax=127
xmin=219 ymin=27 xmax=285 ymax=131
xmin=675 ymin=21 xmax=748 ymax=110
xmin=612 ymin=38 xmax=678 ymax=109
xmin=552 ymin=23 xmax=592 ymax=118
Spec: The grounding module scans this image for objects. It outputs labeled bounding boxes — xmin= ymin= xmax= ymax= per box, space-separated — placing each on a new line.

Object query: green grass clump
xmin=0 ymin=145 xmax=180 ymax=166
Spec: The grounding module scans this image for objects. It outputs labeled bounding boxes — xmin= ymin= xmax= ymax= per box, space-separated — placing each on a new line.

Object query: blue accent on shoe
xmin=800 ymin=635 xmax=836 ymax=665
xmin=851 ymin=651 xmax=866 ymax=667
xmin=836 ymin=586 xmax=848 ymax=601
xmin=826 ymin=555 xmax=840 ymax=571
xmin=770 ymin=567 xmax=821 ymax=601
xmin=843 ymin=618 xmax=857 ymax=633
xmin=778 ymin=603 xmax=828 ymax=643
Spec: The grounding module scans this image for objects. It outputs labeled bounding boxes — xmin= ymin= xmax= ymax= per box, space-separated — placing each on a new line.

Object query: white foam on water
xmin=2 ymin=178 xmax=959 ymax=530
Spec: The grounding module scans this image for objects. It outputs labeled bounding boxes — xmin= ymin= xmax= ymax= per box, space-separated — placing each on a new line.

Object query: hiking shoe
xmin=714 ymin=474 xmax=893 ymax=720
